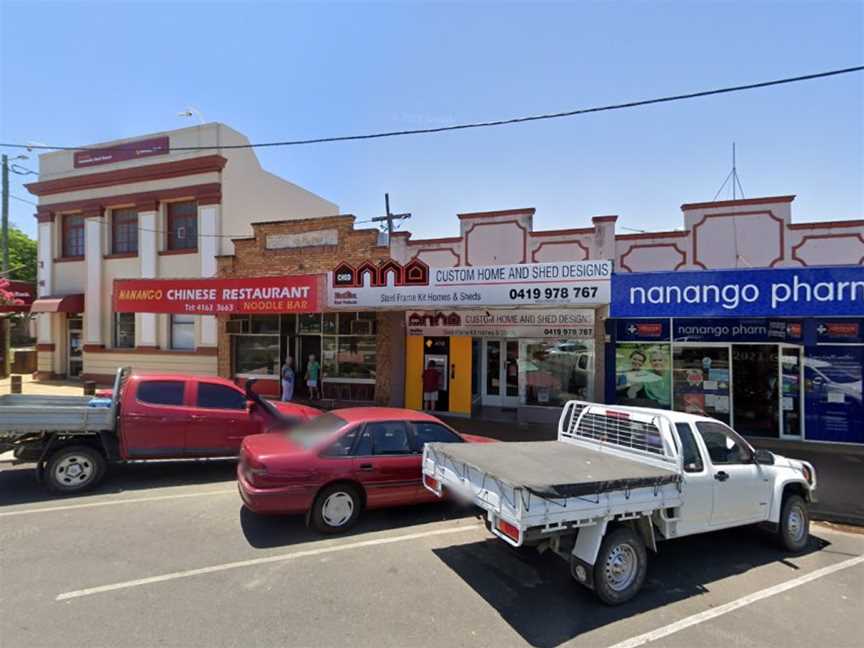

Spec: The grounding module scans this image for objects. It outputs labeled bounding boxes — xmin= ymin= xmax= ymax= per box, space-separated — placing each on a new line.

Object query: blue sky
xmin=1 ymin=1 xmax=862 ymax=240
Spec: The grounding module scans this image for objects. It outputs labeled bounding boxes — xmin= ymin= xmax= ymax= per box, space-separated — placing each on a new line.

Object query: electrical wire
xmin=1 ymin=66 xmax=861 ymax=153
xmin=10 ymin=194 xmax=37 ymax=206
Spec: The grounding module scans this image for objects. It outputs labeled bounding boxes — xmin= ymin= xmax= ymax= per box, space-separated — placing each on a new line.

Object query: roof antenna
xmin=712 ymin=142 xmax=746 ymax=201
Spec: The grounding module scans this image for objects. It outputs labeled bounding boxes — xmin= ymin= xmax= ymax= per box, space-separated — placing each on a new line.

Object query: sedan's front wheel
xmin=310 ymin=484 xmax=361 ymax=534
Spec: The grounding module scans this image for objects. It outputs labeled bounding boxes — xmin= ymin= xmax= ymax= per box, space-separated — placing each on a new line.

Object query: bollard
xmin=83 ymin=380 xmax=96 ymax=396
xmin=10 ymin=374 xmax=22 ymax=394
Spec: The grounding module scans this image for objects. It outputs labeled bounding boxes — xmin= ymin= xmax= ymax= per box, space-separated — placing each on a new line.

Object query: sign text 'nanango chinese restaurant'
xmin=113 ymin=276 xmax=321 ymax=314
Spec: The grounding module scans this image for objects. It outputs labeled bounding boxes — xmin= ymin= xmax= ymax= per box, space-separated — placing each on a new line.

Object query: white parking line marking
xmin=607 ymin=553 xmax=864 ymax=648
xmin=0 ymin=489 xmax=235 ymax=517
xmin=56 ymin=523 xmax=480 ymax=601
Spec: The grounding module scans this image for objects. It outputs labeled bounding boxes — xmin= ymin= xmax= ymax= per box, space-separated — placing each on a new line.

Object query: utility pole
xmin=2 ymin=154 xmax=8 ymax=274
xmin=371 ymin=193 xmax=411 ymax=244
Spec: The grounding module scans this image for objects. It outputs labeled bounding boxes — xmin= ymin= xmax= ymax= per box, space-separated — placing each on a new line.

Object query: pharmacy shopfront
xmin=609 ymin=266 xmax=864 ymax=444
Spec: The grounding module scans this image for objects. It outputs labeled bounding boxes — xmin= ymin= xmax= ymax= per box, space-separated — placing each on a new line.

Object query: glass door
xmin=67 ymin=316 xmax=83 ymax=378
xmin=482 ymin=339 xmax=520 ymax=407
xmin=731 ymin=344 xmax=780 ymax=438
xmin=779 ymin=346 xmax=804 ymax=438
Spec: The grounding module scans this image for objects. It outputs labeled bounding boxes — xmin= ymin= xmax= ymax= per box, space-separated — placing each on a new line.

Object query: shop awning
xmin=30 ymin=294 xmax=85 ymax=313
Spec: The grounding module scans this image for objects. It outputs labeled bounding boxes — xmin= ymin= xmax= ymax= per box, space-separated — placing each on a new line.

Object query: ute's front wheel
xmin=593 ymin=527 xmax=648 ymax=605
xmin=778 ymin=494 xmax=810 ymax=553
xmin=45 ymin=446 xmax=106 ymax=494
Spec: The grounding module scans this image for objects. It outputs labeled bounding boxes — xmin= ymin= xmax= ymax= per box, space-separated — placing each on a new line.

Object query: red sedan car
xmin=237 ymin=407 xmax=491 ymax=533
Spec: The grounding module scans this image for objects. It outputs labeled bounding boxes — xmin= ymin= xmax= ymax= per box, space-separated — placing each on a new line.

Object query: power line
xmin=10 ymin=194 xmax=37 ymax=206
xmin=1 ymin=66 xmax=861 ymax=153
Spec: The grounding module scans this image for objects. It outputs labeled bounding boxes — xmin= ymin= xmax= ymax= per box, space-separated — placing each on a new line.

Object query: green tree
xmin=7 ymin=226 xmax=37 ymax=283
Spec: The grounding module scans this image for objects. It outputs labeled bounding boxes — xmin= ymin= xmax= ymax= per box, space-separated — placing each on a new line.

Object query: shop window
xmin=111 ymin=208 xmax=138 ymax=254
xmin=615 ymin=343 xmax=671 ymax=409
xmin=170 ymin=314 xmax=195 ymax=350
xmin=524 ymin=340 xmax=595 ymax=406
xmin=672 ymin=347 xmax=731 ymax=423
xmin=336 ymin=336 xmax=376 ymax=379
xmin=298 ymin=313 xmax=322 ymax=334
xmin=250 ymin=315 xmax=280 ymax=334
xmin=166 ymin=201 xmax=197 ymax=251
xmin=62 ymin=214 xmax=85 ymax=258
xmin=233 ymin=335 xmax=280 ymax=376
xmin=113 ymin=313 xmax=135 ymax=349
xmin=323 ymin=313 xmax=337 ymax=334
xmin=321 ymin=336 xmax=337 ymax=377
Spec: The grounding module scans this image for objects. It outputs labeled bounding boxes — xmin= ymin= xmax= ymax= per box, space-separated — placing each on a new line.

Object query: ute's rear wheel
xmin=593 ymin=527 xmax=648 ymax=605
xmin=310 ymin=484 xmax=361 ymax=534
xmin=45 ymin=446 xmax=106 ymax=494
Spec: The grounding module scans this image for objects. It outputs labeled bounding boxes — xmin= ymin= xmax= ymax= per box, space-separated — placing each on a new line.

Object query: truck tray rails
xmin=426 ymin=440 xmax=680 ymax=499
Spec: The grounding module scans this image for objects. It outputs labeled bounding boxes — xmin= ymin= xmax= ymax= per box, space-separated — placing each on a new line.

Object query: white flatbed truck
xmin=422 ymin=401 xmax=817 ymax=604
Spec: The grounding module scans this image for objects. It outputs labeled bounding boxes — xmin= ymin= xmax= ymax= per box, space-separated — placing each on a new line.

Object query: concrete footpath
xmin=442 ymin=415 xmax=864 ymax=527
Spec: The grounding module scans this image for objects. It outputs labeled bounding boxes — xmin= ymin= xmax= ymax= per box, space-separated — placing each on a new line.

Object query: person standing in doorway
xmin=280 ymin=357 xmax=295 ymax=402
xmin=422 ymin=360 xmax=441 ymax=411
xmin=306 ymin=353 xmax=321 ymax=401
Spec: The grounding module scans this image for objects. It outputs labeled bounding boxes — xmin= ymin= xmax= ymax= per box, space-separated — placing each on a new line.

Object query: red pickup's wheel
xmin=45 ymin=446 xmax=106 ymax=494
xmin=310 ymin=484 xmax=361 ymax=534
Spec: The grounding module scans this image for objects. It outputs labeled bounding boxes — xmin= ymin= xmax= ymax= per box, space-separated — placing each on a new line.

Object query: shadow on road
xmin=240 ymin=500 xmax=476 ymax=549
xmin=0 ymin=460 xmax=237 ymax=507
xmin=432 ymin=525 xmax=831 ymax=648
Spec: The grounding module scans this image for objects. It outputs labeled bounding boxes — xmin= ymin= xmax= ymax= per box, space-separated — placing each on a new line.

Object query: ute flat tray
xmin=428 ymin=441 xmax=680 ymax=499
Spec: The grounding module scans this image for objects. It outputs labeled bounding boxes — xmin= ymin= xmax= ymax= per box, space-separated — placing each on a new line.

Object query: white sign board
xmin=266 ymin=229 xmax=338 ymax=250
xmin=327 ymin=260 xmax=612 ymax=309
xmin=406 ymin=308 xmax=595 ymax=338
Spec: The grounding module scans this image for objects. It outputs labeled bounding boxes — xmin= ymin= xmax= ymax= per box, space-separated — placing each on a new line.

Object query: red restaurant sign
xmin=0 ymin=280 xmax=36 ymax=313
xmin=113 ymin=276 xmax=321 ymax=315
xmin=74 ymin=136 xmax=170 ymax=168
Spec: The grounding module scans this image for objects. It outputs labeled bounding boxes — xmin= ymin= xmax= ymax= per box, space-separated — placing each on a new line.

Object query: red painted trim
xmin=33 ymin=183 xmax=221 ymax=217
xmin=103 ymin=252 xmax=138 ymax=260
xmin=198 ymin=193 xmax=221 ymax=207
xmin=83 ymin=344 xmax=105 ymax=352
xmin=464 ymin=219 xmax=527 ymax=266
xmin=36 ymin=211 xmax=55 ymax=223
xmin=407 ymin=236 xmax=463 ymax=245
xmin=531 ymin=239 xmax=590 ymax=262
xmin=457 ymin=208 xmax=535 ymax=220
xmin=36 ymin=343 xmax=56 ymax=351
xmin=532 ymin=227 xmax=594 ymax=237
xmin=411 ymin=247 xmax=461 ymax=265
xmin=691 ymin=210 xmax=784 ymax=269
xmin=592 ymin=215 xmax=619 ymax=223
xmin=158 ymin=249 xmax=198 ymax=256
xmin=136 ymin=345 xmax=160 ymax=351
xmin=136 ymin=199 xmax=159 ymax=212
xmin=791 ymin=232 xmax=864 ymax=266
xmin=25 ymin=155 xmax=227 ymax=196
xmin=82 ymin=207 xmax=104 ymax=218
xmin=616 ymin=230 xmax=689 ymax=241
xmin=618 ymin=242 xmax=688 ymax=272
xmin=788 ymin=219 xmax=864 ymax=230
xmin=83 ymin=347 xmax=218 ymax=356
xmin=681 ymin=195 xmax=795 ymax=211
xmin=54 ymin=256 xmax=85 ymax=263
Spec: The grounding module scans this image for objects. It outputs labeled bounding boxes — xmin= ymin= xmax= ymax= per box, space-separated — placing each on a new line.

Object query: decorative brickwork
xmin=217 ymin=215 xmax=397 ymax=403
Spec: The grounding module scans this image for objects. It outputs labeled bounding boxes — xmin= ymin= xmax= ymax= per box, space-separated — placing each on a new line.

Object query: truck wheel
xmin=778 ymin=494 xmax=809 ymax=553
xmin=310 ymin=484 xmax=361 ymax=534
xmin=45 ymin=446 xmax=106 ymax=494
xmin=593 ymin=527 xmax=648 ymax=605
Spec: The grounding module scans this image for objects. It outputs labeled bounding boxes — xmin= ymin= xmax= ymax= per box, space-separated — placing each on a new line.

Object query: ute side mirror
xmin=754 ymin=449 xmax=774 ymax=465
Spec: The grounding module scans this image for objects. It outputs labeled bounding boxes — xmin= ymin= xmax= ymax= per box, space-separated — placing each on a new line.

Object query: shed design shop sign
xmin=612 ymin=266 xmax=864 ymax=318
xmin=407 ymin=309 xmax=595 ymax=338
xmin=329 ymin=260 xmax=612 ymax=309
xmin=113 ymin=276 xmax=320 ymax=314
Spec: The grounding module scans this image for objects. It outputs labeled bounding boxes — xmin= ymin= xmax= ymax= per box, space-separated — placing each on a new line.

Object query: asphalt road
xmin=1 ymin=461 xmax=862 ymax=648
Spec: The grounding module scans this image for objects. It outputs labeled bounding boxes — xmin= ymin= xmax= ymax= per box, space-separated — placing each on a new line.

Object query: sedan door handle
xmin=359 ymin=463 xmax=374 ymax=472
xmin=714 ymin=471 xmax=730 ymax=482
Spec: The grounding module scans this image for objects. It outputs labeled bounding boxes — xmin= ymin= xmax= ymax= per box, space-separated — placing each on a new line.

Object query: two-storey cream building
xmin=26 ymin=123 xmax=336 ymax=382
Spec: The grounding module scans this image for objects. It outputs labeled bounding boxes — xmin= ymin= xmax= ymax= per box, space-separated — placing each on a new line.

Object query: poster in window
xmin=615 ymin=343 xmax=671 ymax=409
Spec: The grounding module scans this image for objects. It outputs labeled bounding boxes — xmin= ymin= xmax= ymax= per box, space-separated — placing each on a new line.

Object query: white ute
xmin=422 ymin=401 xmax=817 ymax=605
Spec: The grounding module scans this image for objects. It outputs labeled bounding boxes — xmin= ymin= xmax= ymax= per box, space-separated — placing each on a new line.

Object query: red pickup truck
xmin=0 ymin=368 xmax=319 ymax=493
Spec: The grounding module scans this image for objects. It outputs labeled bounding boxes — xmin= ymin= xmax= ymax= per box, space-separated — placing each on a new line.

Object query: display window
xmin=524 ymin=339 xmax=595 ymax=406
xmin=615 ymin=343 xmax=672 ymax=409
xmin=672 ymin=346 xmax=731 ymax=423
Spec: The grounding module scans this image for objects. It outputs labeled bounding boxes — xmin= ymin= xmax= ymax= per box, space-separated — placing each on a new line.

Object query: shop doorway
xmin=297 ymin=335 xmax=322 ymax=400
xmin=732 ymin=344 xmax=780 ymax=438
xmin=67 ymin=316 xmax=83 ymax=378
xmin=482 ymin=339 xmax=520 ymax=407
